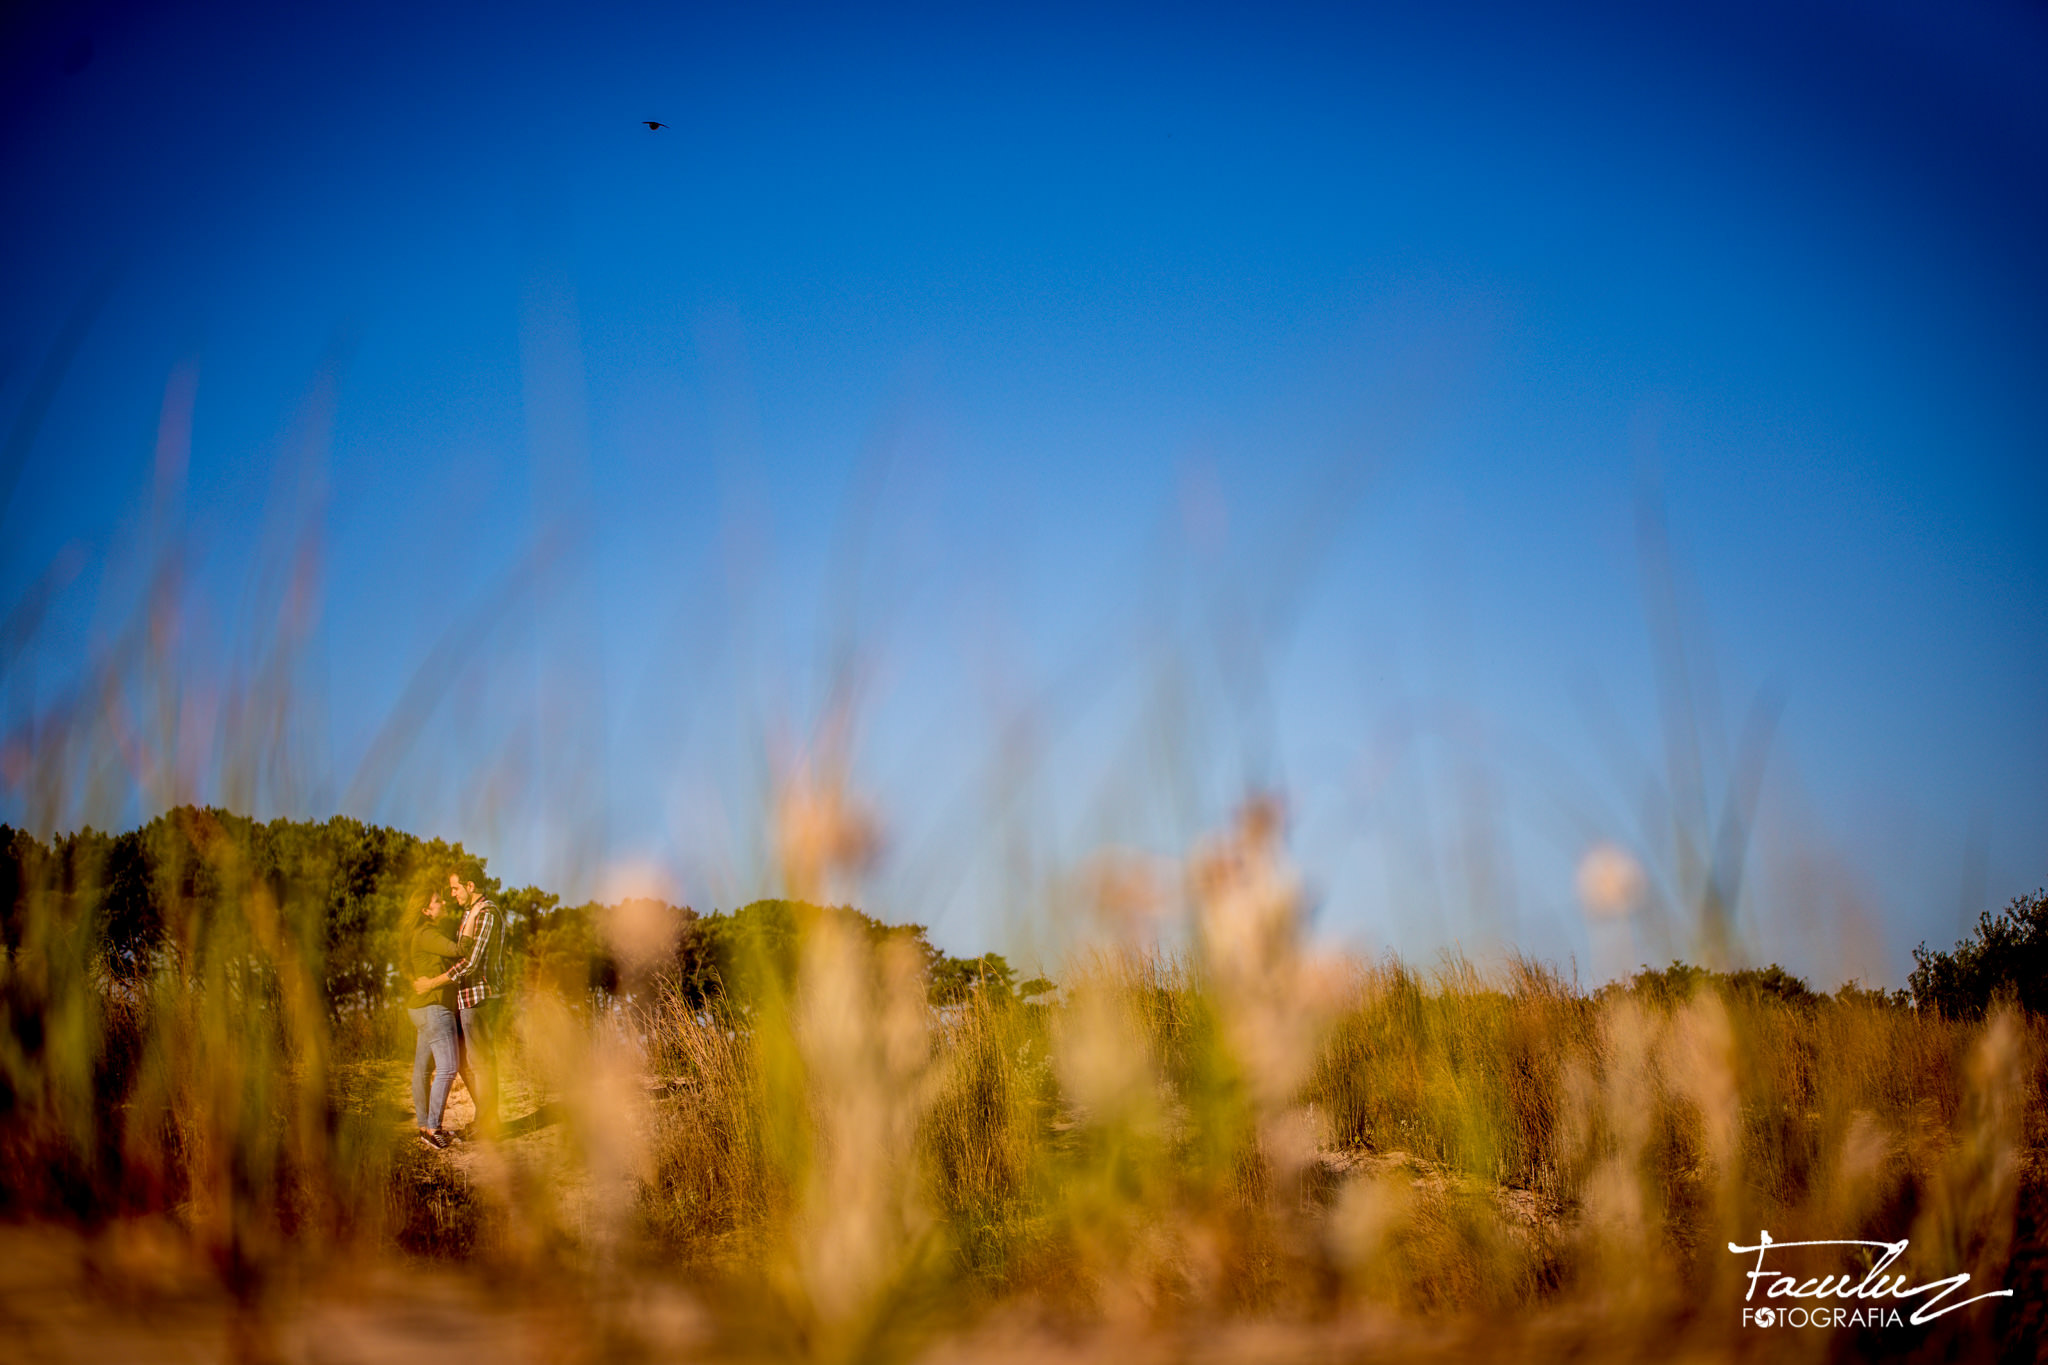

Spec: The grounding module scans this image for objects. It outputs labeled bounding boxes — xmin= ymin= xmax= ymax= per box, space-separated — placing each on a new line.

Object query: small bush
xmin=1911 ymin=889 xmax=2048 ymax=1018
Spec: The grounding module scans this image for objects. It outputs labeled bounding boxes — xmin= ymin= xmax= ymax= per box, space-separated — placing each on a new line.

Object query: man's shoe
xmin=418 ymin=1129 xmax=451 ymax=1151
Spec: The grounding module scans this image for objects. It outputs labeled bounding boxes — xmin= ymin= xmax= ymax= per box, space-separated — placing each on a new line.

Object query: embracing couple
xmin=405 ymin=869 xmax=505 ymax=1151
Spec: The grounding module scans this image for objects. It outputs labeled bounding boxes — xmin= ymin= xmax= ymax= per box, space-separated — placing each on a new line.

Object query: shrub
xmin=1911 ymin=889 xmax=2048 ymax=1018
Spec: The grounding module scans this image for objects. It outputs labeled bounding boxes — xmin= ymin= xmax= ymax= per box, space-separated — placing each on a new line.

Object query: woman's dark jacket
xmin=405 ymin=914 xmax=464 ymax=1010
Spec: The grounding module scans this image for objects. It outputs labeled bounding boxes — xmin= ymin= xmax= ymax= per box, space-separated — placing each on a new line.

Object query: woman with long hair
xmin=404 ymin=875 xmax=465 ymax=1149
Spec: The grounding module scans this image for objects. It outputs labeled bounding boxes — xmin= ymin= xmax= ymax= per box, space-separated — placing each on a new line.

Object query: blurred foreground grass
xmin=0 ymin=805 xmax=2042 ymax=1364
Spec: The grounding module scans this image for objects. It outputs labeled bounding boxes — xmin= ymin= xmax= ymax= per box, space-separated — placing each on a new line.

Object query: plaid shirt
xmin=446 ymin=897 xmax=503 ymax=1010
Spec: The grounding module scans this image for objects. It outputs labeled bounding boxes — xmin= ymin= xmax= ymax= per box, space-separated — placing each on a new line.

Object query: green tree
xmin=930 ymin=951 xmax=1017 ymax=1005
xmin=1910 ymin=888 xmax=2048 ymax=1017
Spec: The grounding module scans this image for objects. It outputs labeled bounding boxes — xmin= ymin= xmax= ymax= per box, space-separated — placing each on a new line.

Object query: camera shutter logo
xmin=1753 ymin=1308 xmax=1777 ymax=1328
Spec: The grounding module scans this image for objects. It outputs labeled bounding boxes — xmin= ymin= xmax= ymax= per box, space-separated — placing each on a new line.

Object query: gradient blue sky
xmin=2 ymin=0 xmax=2044 ymax=984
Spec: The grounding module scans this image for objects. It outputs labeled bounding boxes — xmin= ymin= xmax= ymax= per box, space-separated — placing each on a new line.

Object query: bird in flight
xmin=644 ymin=120 xmax=668 ymax=131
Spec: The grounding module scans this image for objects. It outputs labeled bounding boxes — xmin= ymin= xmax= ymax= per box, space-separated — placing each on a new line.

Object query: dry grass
xmin=1 ymin=800 xmax=2044 ymax=1364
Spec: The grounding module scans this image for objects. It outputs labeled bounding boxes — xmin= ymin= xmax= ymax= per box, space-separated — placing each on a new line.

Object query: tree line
xmin=0 ymin=806 xmax=1045 ymax=1016
xmin=0 ymin=805 xmax=2035 ymax=1018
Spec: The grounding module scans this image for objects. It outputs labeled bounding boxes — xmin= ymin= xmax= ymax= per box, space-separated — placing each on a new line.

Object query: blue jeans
xmin=458 ymin=998 xmax=500 ymax=1133
xmin=409 ymin=1004 xmax=459 ymax=1129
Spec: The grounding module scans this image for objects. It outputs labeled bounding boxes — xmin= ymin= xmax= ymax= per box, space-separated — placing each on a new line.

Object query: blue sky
xmin=2 ymin=0 xmax=2044 ymax=985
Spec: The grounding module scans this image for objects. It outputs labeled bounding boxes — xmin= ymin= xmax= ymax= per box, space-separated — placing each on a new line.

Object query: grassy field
xmin=1 ymin=810 xmax=2042 ymax=1363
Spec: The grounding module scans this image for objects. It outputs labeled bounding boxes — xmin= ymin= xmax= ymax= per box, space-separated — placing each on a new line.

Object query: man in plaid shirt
xmin=415 ymin=872 xmax=505 ymax=1136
